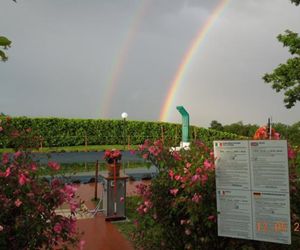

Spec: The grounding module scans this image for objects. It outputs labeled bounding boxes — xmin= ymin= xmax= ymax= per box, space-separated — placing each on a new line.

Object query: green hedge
xmin=1 ymin=117 xmax=244 ymax=148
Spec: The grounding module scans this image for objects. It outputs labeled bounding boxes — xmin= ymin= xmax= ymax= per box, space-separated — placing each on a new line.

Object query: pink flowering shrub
xmin=133 ymin=140 xmax=222 ymax=249
xmin=0 ymin=117 xmax=81 ymax=249
xmin=133 ymin=138 xmax=300 ymax=249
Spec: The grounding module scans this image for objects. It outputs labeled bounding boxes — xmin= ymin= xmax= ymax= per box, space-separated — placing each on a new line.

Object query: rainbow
xmin=159 ymin=0 xmax=230 ymax=122
xmin=100 ymin=0 xmax=151 ymax=118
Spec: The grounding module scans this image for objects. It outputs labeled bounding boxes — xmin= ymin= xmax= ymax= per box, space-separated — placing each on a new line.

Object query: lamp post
xmin=121 ymin=112 xmax=128 ymax=150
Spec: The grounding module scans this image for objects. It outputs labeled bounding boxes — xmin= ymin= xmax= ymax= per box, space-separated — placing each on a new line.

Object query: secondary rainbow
xmin=159 ymin=0 xmax=230 ymax=122
xmin=100 ymin=0 xmax=151 ymax=118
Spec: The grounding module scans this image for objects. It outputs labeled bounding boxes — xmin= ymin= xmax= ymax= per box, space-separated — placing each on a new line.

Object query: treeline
xmin=210 ymin=120 xmax=300 ymax=145
xmin=0 ymin=116 xmax=243 ymax=148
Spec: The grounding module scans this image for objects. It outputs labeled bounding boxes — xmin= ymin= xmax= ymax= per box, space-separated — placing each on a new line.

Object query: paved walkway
xmin=64 ymin=181 xmax=150 ymax=250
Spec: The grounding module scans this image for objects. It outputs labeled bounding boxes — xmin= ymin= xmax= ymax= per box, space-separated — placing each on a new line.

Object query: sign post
xmin=176 ymin=106 xmax=190 ymax=148
xmin=214 ymin=140 xmax=291 ymax=245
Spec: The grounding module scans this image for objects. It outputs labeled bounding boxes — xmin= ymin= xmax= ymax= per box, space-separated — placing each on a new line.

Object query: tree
xmin=0 ymin=36 xmax=11 ymax=62
xmin=209 ymin=120 xmax=223 ymax=131
xmin=221 ymin=121 xmax=259 ymax=137
xmin=288 ymin=121 xmax=300 ymax=145
xmin=291 ymin=0 xmax=300 ymax=6
xmin=263 ymin=2 xmax=300 ymax=108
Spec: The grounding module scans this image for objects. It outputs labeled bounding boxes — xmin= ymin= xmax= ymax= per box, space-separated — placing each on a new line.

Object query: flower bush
xmin=253 ymin=125 xmax=280 ymax=140
xmin=132 ymin=137 xmax=300 ymax=249
xmin=104 ymin=149 xmax=122 ymax=164
xmin=0 ymin=116 xmax=81 ymax=249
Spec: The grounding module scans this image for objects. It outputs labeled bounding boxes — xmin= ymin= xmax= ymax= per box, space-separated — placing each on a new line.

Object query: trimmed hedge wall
xmin=1 ymin=117 xmax=244 ymax=148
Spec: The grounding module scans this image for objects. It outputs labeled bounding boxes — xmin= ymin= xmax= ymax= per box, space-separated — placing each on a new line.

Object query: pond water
xmin=30 ymin=151 xmax=158 ymax=183
xmin=32 ymin=151 xmax=143 ymax=164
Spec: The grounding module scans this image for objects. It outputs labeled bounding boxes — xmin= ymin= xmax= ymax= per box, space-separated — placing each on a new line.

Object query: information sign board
xmin=214 ymin=140 xmax=291 ymax=244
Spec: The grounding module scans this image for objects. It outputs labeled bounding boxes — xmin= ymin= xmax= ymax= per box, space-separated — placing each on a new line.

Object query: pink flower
xmin=208 ymin=215 xmax=215 ymax=221
xmin=120 ymin=197 xmax=124 ymax=203
xmin=5 ymin=167 xmax=11 ymax=177
xmin=174 ymin=175 xmax=181 ymax=181
xmin=79 ymin=240 xmax=85 ymax=250
xmin=192 ymin=193 xmax=202 ymax=203
xmin=53 ymin=223 xmax=62 ymax=234
xmin=274 ymin=132 xmax=280 ymax=140
xmin=191 ymin=174 xmax=200 ymax=183
xmin=69 ymin=200 xmax=79 ymax=213
xmin=170 ymin=188 xmax=179 ymax=196
xmin=51 ymin=178 xmax=61 ymax=188
xmin=142 ymin=153 xmax=149 ymax=159
xmin=288 ymin=147 xmax=296 ymax=159
xmin=18 ymin=174 xmax=27 ymax=186
xmin=148 ymin=146 xmax=156 ymax=154
xmin=154 ymin=139 xmax=163 ymax=147
xmin=0 ymin=126 xmax=3 ymax=132
xmin=186 ymin=162 xmax=192 ymax=168
xmin=201 ymin=174 xmax=208 ymax=186
xmin=2 ymin=153 xmax=9 ymax=165
xmin=0 ymin=225 xmax=3 ymax=231
xmin=15 ymin=199 xmax=22 ymax=207
xmin=196 ymin=168 xmax=202 ymax=174
xmin=144 ymin=200 xmax=152 ymax=208
xmin=169 ymin=169 xmax=174 ymax=180
xmin=172 ymin=151 xmax=182 ymax=161
xmin=68 ymin=217 xmax=77 ymax=234
xmin=30 ymin=163 xmax=37 ymax=171
xmin=137 ymin=204 xmax=145 ymax=215
xmin=130 ymin=150 xmax=136 ymax=155
xmin=48 ymin=161 xmax=60 ymax=171
xmin=14 ymin=151 xmax=22 ymax=159
xmin=63 ymin=185 xmax=77 ymax=201
xmin=203 ymin=160 xmax=212 ymax=170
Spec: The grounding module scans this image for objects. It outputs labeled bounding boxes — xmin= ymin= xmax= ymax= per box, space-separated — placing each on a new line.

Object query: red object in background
xmin=253 ymin=126 xmax=280 ymax=140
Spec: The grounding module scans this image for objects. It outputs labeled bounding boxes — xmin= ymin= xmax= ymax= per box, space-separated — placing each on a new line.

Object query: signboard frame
xmin=214 ymin=140 xmax=291 ymax=245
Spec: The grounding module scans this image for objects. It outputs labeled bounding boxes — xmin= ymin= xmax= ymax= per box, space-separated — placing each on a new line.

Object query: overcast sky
xmin=1 ymin=0 xmax=299 ymax=127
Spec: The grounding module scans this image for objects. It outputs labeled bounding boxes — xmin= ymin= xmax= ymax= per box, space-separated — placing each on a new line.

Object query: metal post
xmin=123 ymin=118 xmax=126 ymax=150
xmin=94 ymin=160 xmax=99 ymax=200
xmin=176 ymin=106 xmax=190 ymax=143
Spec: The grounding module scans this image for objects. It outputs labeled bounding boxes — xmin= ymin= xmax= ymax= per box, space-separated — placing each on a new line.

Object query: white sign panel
xmin=214 ymin=141 xmax=250 ymax=190
xmin=214 ymin=140 xmax=291 ymax=245
xmin=249 ymin=140 xmax=289 ymax=193
xmin=252 ymin=192 xmax=291 ymax=244
xmin=217 ymin=189 xmax=253 ymax=239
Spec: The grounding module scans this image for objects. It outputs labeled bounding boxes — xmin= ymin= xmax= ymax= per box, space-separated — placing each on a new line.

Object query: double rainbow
xmin=159 ymin=0 xmax=230 ymax=122
xmin=100 ymin=0 xmax=151 ymax=117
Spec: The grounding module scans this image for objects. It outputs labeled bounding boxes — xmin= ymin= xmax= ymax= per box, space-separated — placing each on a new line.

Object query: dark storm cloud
xmin=0 ymin=0 xmax=299 ymax=126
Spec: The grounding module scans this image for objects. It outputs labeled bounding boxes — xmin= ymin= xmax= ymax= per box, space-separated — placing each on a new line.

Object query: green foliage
xmin=0 ymin=36 xmax=11 ymax=62
xmin=209 ymin=120 xmax=300 ymax=146
xmin=132 ymin=139 xmax=300 ymax=249
xmin=209 ymin=120 xmax=223 ymax=131
xmin=223 ymin=121 xmax=259 ymax=138
xmin=291 ymin=0 xmax=300 ymax=6
xmin=0 ymin=116 xmax=242 ymax=148
xmin=0 ymin=116 xmax=81 ymax=249
xmin=263 ymin=29 xmax=300 ymax=108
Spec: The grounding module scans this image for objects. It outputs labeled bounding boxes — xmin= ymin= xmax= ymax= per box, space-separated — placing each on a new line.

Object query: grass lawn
xmin=0 ymin=144 xmax=139 ymax=153
xmin=113 ymin=196 xmax=141 ymax=241
xmin=37 ymin=161 xmax=151 ymax=176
